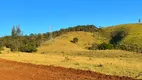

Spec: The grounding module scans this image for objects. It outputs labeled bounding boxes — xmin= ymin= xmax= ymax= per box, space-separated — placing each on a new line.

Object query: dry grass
xmin=37 ymin=31 xmax=96 ymax=53
xmin=0 ymin=50 xmax=142 ymax=79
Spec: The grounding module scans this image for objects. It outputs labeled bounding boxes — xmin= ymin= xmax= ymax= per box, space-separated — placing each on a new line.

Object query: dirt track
xmin=0 ymin=59 xmax=135 ymax=80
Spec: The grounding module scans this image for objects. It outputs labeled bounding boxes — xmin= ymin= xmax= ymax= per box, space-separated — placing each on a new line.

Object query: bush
xmin=89 ymin=43 xmax=98 ymax=50
xmin=116 ymin=44 xmax=142 ymax=53
xmin=89 ymin=42 xmax=113 ymax=50
xmin=20 ymin=44 xmax=37 ymax=53
xmin=98 ymin=42 xmax=113 ymax=50
xmin=71 ymin=37 xmax=78 ymax=43
xmin=0 ymin=42 xmax=3 ymax=51
xmin=19 ymin=40 xmax=37 ymax=53
xmin=117 ymin=44 xmax=127 ymax=50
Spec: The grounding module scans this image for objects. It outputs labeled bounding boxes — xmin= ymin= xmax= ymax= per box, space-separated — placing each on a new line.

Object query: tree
xmin=72 ymin=37 xmax=78 ymax=43
xmin=10 ymin=25 xmax=22 ymax=51
xmin=11 ymin=25 xmax=22 ymax=37
xmin=11 ymin=26 xmax=16 ymax=37
xmin=16 ymin=25 xmax=22 ymax=36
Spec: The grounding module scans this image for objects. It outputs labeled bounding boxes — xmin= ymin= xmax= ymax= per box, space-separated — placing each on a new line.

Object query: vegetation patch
xmin=70 ymin=37 xmax=78 ymax=43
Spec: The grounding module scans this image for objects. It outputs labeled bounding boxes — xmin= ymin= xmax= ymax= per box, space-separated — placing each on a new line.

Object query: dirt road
xmin=0 ymin=59 xmax=135 ymax=80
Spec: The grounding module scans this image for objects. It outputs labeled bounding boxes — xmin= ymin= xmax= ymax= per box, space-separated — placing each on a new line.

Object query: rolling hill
xmin=103 ymin=23 xmax=142 ymax=52
xmin=37 ymin=31 xmax=95 ymax=53
xmin=38 ymin=23 xmax=142 ymax=53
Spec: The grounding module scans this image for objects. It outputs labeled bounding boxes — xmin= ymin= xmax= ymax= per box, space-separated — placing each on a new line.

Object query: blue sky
xmin=0 ymin=0 xmax=141 ymax=36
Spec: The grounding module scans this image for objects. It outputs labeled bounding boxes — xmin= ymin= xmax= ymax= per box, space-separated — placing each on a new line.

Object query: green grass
xmin=103 ymin=23 xmax=142 ymax=48
xmin=0 ymin=50 xmax=142 ymax=79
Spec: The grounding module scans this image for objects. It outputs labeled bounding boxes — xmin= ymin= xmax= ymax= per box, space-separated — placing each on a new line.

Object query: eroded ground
xmin=0 ymin=59 xmax=135 ymax=80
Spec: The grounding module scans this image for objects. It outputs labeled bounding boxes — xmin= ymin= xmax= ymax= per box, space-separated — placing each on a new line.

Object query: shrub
xmin=89 ymin=42 xmax=113 ymax=50
xmin=19 ymin=41 xmax=37 ymax=53
xmin=71 ymin=37 xmax=78 ymax=43
xmin=21 ymin=45 xmax=37 ymax=53
xmin=0 ymin=41 xmax=3 ymax=51
xmin=116 ymin=44 xmax=142 ymax=53
xmin=98 ymin=42 xmax=113 ymax=50
xmin=89 ymin=43 xmax=98 ymax=50
xmin=117 ymin=44 xmax=127 ymax=50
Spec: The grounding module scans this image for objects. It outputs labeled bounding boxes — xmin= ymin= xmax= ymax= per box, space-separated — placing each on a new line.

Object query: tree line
xmin=0 ymin=25 xmax=98 ymax=52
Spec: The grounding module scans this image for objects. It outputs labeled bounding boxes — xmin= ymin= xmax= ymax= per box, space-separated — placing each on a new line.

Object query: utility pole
xmin=40 ymin=32 xmax=44 ymax=43
xmin=98 ymin=26 xmax=102 ymax=40
xmin=49 ymin=26 xmax=53 ymax=41
xmin=138 ymin=18 xmax=141 ymax=23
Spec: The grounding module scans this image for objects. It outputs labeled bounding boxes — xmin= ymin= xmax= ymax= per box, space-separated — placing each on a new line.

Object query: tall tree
xmin=11 ymin=26 xmax=16 ymax=37
xmin=16 ymin=25 xmax=22 ymax=36
xmin=10 ymin=25 xmax=22 ymax=51
xmin=11 ymin=25 xmax=22 ymax=37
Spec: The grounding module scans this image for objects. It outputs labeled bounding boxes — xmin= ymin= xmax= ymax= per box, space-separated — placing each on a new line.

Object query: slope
xmin=38 ymin=31 xmax=97 ymax=53
xmin=38 ymin=23 xmax=142 ymax=53
xmin=102 ymin=23 xmax=142 ymax=50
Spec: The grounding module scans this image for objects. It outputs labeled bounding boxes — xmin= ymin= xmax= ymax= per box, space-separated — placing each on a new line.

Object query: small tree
xmin=11 ymin=26 xmax=16 ymax=37
xmin=16 ymin=25 xmax=22 ymax=36
xmin=11 ymin=25 xmax=22 ymax=37
xmin=71 ymin=37 xmax=78 ymax=43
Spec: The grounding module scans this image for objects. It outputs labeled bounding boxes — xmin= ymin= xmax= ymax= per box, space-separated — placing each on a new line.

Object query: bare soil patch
xmin=0 ymin=59 xmax=135 ymax=80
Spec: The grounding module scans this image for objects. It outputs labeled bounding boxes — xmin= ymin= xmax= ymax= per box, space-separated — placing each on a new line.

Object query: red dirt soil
xmin=0 ymin=59 xmax=135 ymax=80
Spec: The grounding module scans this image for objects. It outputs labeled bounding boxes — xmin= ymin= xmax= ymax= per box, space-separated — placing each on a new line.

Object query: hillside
xmin=37 ymin=23 xmax=142 ymax=53
xmin=38 ymin=31 xmax=96 ymax=53
xmin=103 ymin=23 xmax=142 ymax=52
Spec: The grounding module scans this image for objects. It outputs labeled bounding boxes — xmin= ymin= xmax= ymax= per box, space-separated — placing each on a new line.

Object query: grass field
xmin=0 ymin=50 xmax=142 ymax=79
